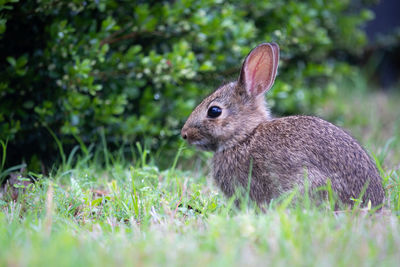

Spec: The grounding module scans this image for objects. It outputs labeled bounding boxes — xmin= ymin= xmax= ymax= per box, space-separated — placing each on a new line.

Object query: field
xmin=1 ymin=88 xmax=400 ymax=267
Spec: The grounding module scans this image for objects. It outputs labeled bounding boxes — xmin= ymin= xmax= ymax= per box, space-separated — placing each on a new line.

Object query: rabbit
xmin=181 ymin=43 xmax=385 ymax=208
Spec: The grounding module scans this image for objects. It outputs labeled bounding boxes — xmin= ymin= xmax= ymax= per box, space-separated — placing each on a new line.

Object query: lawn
xmin=1 ymin=88 xmax=400 ymax=267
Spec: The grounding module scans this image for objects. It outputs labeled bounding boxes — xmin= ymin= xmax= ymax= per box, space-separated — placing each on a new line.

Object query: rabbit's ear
xmin=239 ymin=43 xmax=279 ymax=97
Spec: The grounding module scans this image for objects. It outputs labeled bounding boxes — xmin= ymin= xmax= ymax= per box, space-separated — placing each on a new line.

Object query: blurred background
xmin=0 ymin=0 xmax=399 ymax=174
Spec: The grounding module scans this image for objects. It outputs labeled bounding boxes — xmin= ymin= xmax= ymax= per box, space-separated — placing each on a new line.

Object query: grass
xmin=1 ymin=88 xmax=400 ymax=266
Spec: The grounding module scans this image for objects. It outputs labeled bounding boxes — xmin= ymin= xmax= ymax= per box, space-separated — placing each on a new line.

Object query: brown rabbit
xmin=181 ymin=43 xmax=384 ymax=208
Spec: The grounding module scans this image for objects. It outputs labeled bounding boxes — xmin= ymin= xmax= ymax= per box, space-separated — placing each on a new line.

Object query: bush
xmin=0 ymin=0 xmax=373 ymax=169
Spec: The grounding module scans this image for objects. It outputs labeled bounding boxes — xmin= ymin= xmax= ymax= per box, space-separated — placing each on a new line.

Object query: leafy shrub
xmin=0 ymin=0 xmax=373 ymax=168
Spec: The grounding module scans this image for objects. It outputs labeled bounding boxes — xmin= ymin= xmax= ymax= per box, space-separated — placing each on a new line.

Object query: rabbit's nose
xmin=181 ymin=129 xmax=188 ymax=140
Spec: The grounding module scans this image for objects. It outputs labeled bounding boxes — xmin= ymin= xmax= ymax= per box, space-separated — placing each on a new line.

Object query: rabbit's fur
xmin=181 ymin=43 xmax=384 ymax=207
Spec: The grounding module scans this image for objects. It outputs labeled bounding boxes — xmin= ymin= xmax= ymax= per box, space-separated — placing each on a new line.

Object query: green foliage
xmin=0 ymin=151 xmax=399 ymax=266
xmin=0 ymin=0 xmax=373 ymax=166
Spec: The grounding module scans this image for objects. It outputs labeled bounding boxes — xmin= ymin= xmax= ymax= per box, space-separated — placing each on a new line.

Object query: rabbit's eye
xmin=207 ymin=106 xmax=222 ymax=118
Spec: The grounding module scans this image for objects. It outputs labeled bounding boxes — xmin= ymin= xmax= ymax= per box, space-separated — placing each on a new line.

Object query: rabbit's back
xmin=213 ymin=115 xmax=385 ymax=206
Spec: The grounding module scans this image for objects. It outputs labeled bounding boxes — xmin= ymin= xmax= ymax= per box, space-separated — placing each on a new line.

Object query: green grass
xmin=1 ymin=89 xmax=400 ymax=266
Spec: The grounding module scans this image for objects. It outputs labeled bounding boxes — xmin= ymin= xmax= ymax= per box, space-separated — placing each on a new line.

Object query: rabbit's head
xmin=181 ymin=43 xmax=280 ymax=152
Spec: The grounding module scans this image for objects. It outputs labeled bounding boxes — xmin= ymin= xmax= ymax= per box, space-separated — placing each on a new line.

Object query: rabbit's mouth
xmin=181 ymin=126 xmax=217 ymax=151
xmin=190 ymin=139 xmax=217 ymax=151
